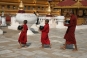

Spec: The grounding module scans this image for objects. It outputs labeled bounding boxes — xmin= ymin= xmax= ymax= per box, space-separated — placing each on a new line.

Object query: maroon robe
xmin=18 ymin=24 xmax=28 ymax=44
xmin=41 ymin=24 xmax=50 ymax=45
xmin=64 ymin=14 xmax=77 ymax=44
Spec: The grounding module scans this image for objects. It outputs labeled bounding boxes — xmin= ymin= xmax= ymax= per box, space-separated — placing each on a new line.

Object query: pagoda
xmin=18 ymin=1 xmax=25 ymax=13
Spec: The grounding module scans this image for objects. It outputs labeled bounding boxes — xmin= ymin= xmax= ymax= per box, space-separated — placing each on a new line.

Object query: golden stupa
xmin=19 ymin=1 xmax=24 ymax=10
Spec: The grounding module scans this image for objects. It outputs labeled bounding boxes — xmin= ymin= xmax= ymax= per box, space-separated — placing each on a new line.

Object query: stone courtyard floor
xmin=0 ymin=26 xmax=87 ymax=58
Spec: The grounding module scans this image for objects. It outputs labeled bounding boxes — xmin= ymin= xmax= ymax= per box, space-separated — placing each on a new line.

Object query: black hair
xmin=45 ymin=19 xmax=49 ymax=23
xmin=23 ymin=20 xmax=27 ymax=24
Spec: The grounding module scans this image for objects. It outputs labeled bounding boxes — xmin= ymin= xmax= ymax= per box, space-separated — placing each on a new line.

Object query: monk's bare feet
xmin=40 ymin=46 xmax=44 ymax=48
xmin=49 ymin=44 xmax=51 ymax=48
xmin=18 ymin=46 xmax=22 ymax=49
xmin=60 ymin=46 xmax=66 ymax=50
xmin=72 ymin=48 xmax=78 ymax=51
xmin=24 ymin=46 xmax=28 ymax=48
xmin=40 ymin=44 xmax=44 ymax=48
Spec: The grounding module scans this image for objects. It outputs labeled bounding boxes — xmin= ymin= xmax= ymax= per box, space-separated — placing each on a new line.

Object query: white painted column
xmin=0 ymin=16 xmax=1 ymax=25
xmin=39 ymin=17 xmax=45 ymax=26
xmin=38 ymin=17 xmax=57 ymax=28
xmin=8 ymin=16 xmax=20 ymax=30
xmin=0 ymin=29 xmax=3 ymax=34
xmin=56 ymin=16 xmax=67 ymax=28
xmin=0 ymin=16 xmax=3 ymax=34
xmin=1 ymin=16 xmax=7 ymax=26
xmin=46 ymin=17 xmax=56 ymax=28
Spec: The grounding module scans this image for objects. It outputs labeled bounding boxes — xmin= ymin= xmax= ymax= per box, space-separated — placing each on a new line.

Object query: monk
xmin=18 ymin=20 xmax=28 ymax=48
xmin=61 ymin=12 xmax=78 ymax=51
xmin=40 ymin=19 xmax=51 ymax=48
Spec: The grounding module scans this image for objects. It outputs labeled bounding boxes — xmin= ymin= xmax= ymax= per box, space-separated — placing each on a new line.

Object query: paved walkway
xmin=0 ymin=27 xmax=87 ymax=58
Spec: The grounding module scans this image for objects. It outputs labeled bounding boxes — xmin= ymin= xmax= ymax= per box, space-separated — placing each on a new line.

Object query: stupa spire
xmin=19 ymin=1 xmax=24 ymax=10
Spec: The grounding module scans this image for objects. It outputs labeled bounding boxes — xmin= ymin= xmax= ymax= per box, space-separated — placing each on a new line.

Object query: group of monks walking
xmin=18 ymin=12 xmax=78 ymax=51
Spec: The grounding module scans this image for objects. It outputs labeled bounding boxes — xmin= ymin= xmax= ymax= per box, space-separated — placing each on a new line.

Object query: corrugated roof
xmin=80 ymin=0 xmax=87 ymax=6
xmin=58 ymin=0 xmax=76 ymax=6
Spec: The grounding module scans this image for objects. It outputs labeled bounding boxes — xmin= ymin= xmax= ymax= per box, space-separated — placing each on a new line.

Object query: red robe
xmin=41 ymin=24 xmax=50 ymax=45
xmin=64 ymin=14 xmax=77 ymax=44
xmin=18 ymin=24 xmax=28 ymax=44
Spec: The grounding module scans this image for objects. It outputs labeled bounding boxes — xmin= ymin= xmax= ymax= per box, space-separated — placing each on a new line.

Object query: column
xmin=56 ymin=16 xmax=67 ymax=28
xmin=1 ymin=16 xmax=7 ymax=26
xmin=0 ymin=5 xmax=1 ymax=9
xmin=26 ymin=6 xmax=28 ymax=10
xmin=0 ymin=29 xmax=3 ymax=34
xmin=8 ymin=15 xmax=20 ymax=30
xmin=15 ymin=6 xmax=18 ymax=10
xmin=0 ymin=16 xmax=1 ymax=23
xmin=10 ymin=5 xmax=13 ymax=10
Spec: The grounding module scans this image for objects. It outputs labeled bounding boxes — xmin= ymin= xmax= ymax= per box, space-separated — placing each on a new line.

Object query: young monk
xmin=18 ymin=20 xmax=28 ymax=48
xmin=61 ymin=12 xmax=78 ymax=51
xmin=40 ymin=19 xmax=51 ymax=48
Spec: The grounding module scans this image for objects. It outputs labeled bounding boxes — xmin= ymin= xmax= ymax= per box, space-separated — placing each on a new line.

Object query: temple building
xmin=0 ymin=1 xmax=87 ymax=57
xmin=0 ymin=0 xmax=87 ymax=25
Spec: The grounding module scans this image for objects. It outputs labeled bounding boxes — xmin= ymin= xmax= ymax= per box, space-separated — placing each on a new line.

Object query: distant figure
xmin=18 ymin=20 xmax=28 ymax=48
xmin=61 ymin=12 xmax=78 ymax=51
xmin=40 ymin=19 xmax=51 ymax=48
